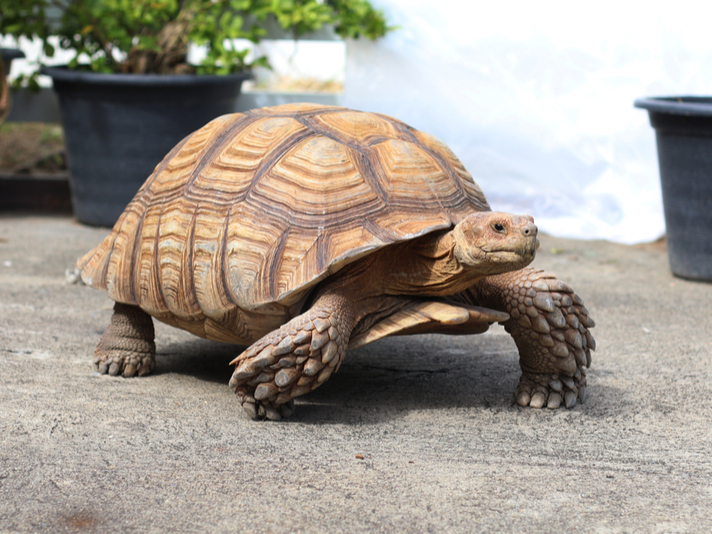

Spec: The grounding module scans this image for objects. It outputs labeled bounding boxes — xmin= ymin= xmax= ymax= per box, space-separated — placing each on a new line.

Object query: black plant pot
xmin=1 ymin=48 xmax=25 ymax=122
xmin=635 ymin=97 xmax=712 ymax=282
xmin=0 ymin=48 xmax=25 ymax=69
xmin=41 ymin=66 xmax=252 ymax=226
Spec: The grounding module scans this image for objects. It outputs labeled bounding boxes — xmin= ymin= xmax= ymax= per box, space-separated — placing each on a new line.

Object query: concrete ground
xmin=0 ymin=215 xmax=711 ymax=533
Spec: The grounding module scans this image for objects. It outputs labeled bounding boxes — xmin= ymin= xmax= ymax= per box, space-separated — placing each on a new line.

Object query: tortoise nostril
xmin=521 ymin=223 xmax=537 ymax=238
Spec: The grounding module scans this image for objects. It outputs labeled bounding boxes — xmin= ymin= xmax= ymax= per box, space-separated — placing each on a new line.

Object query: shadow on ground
xmin=155 ymin=331 xmax=597 ymax=425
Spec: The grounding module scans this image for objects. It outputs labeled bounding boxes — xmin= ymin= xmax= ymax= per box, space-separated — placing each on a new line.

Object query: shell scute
xmin=371 ymin=139 xmax=458 ymax=206
xmin=304 ymin=110 xmax=403 ymax=146
xmin=254 ymin=135 xmax=377 ymax=219
xmin=191 ymin=204 xmax=234 ymax=318
xmin=102 ymin=206 xmax=143 ymax=305
xmin=412 ymin=130 xmax=489 ymax=208
xmin=186 ymin=116 xmax=308 ymax=204
xmin=136 ymin=203 xmax=165 ymax=315
xmin=158 ymin=197 xmax=201 ymax=317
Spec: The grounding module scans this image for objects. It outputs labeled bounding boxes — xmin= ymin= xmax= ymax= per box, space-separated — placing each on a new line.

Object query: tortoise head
xmin=452 ymin=212 xmax=539 ymax=274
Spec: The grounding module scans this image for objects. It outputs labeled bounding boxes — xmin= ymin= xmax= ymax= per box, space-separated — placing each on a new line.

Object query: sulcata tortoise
xmin=78 ymin=103 xmax=595 ymax=420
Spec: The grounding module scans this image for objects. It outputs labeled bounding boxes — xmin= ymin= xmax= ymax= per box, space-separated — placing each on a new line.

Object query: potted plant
xmin=635 ymin=97 xmax=712 ymax=282
xmin=0 ymin=0 xmax=392 ymax=226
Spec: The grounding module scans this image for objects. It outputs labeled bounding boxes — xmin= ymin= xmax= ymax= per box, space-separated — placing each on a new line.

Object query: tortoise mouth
xmin=484 ymin=247 xmax=536 ymax=263
xmin=481 ymin=236 xmax=538 ymax=257
xmin=474 ymin=236 xmax=538 ymax=273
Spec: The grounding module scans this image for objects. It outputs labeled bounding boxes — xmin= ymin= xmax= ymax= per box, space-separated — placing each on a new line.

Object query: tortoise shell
xmin=78 ymin=103 xmax=491 ymax=344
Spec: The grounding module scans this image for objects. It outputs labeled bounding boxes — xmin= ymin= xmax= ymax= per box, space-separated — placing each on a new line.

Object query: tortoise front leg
xmin=229 ymin=293 xmax=357 ymax=421
xmin=95 ymin=302 xmax=156 ymax=377
xmin=459 ymin=268 xmax=595 ymax=409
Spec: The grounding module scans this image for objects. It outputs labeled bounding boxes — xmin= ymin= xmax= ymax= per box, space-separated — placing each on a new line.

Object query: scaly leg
xmin=95 ymin=302 xmax=156 ymax=377
xmin=459 ymin=268 xmax=595 ymax=409
xmin=229 ymin=293 xmax=356 ymax=420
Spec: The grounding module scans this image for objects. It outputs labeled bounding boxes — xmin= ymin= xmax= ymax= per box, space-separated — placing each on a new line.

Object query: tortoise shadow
xmin=154 ymin=337 xmax=241 ymax=384
xmin=156 ymin=331 xmax=542 ymax=424
xmin=291 ymin=334 xmax=526 ymax=425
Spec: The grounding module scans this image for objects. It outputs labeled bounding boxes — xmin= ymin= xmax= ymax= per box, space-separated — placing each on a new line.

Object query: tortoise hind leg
xmin=459 ymin=268 xmax=595 ymax=409
xmin=95 ymin=302 xmax=156 ymax=377
xmin=229 ymin=293 xmax=356 ymax=421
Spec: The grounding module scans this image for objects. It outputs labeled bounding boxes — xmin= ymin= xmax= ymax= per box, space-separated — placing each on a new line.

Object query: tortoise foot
xmin=515 ymin=371 xmax=587 ymax=409
xmin=464 ymin=268 xmax=595 ymax=409
xmin=95 ymin=303 xmax=156 ymax=378
xmin=229 ymin=296 xmax=352 ymax=420
xmin=503 ymin=270 xmax=593 ymax=409
xmin=236 ymin=395 xmax=295 ymax=421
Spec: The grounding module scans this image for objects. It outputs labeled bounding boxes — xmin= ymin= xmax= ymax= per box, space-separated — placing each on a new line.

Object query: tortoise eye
xmin=493 ymin=223 xmax=506 ymax=233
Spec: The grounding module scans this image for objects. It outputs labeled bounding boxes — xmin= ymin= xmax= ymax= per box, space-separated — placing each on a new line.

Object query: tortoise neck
xmin=309 ymin=255 xmax=411 ymax=331
xmin=313 ymin=228 xmax=484 ymax=307
xmin=376 ymin=230 xmax=485 ymax=297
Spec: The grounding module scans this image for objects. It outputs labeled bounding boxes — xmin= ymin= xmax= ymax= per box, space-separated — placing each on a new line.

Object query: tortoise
xmin=78 ymin=103 xmax=595 ymax=420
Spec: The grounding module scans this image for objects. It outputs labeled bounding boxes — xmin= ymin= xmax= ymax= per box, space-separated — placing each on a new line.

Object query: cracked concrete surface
xmin=1 ymin=215 xmax=711 ymax=533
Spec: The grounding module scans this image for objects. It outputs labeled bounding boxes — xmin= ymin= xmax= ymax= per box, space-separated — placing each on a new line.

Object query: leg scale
xmin=462 ymin=268 xmax=595 ymax=409
xmin=229 ymin=295 xmax=353 ymax=420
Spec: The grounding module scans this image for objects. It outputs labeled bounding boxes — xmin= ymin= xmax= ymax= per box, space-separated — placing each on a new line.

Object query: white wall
xmin=344 ymin=0 xmax=712 ymax=244
xmin=1 ymin=35 xmax=75 ymax=86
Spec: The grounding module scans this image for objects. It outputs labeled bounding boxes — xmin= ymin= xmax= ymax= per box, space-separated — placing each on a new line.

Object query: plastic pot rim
xmin=40 ymin=65 xmax=253 ymax=88
xmin=634 ymin=96 xmax=712 ymax=117
xmin=0 ymin=48 xmax=26 ymax=62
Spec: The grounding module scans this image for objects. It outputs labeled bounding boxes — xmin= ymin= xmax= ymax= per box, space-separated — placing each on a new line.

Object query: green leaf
xmin=0 ymin=0 xmax=394 ymax=75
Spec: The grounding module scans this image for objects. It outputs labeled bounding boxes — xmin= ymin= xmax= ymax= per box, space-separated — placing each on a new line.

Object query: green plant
xmin=0 ymin=0 xmax=393 ymax=84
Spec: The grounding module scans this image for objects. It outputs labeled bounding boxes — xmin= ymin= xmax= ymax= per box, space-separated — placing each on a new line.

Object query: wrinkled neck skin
xmin=311 ymin=231 xmax=470 ymax=306
xmin=374 ymin=231 xmax=482 ymax=297
xmin=306 ymin=231 xmax=492 ymax=341
xmin=307 ymin=233 xmax=469 ymax=339
xmin=315 ymin=211 xmax=538 ymax=306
